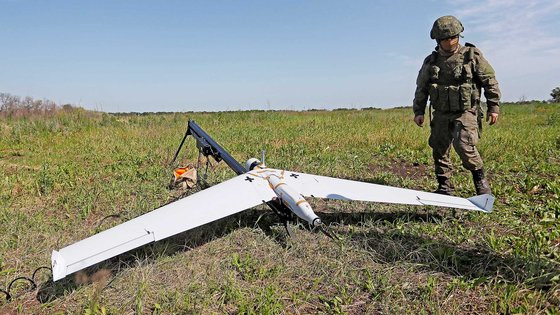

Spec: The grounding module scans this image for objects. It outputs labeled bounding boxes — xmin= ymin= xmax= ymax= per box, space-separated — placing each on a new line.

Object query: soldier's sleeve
xmin=412 ymin=56 xmax=431 ymax=116
xmin=473 ymin=48 xmax=501 ymax=114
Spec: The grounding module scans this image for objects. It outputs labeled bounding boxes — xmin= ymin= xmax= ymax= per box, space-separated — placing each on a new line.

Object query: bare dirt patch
xmin=368 ymin=159 xmax=430 ymax=180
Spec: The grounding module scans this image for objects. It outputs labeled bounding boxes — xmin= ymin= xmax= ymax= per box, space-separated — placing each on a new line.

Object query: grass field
xmin=1 ymin=103 xmax=559 ymax=313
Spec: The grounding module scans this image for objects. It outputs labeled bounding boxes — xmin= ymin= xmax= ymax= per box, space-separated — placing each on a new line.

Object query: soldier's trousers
xmin=428 ymin=109 xmax=483 ymax=178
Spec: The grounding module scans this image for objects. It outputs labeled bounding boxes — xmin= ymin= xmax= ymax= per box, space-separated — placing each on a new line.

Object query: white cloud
xmin=451 ymin=0 xmax=560 ymax=101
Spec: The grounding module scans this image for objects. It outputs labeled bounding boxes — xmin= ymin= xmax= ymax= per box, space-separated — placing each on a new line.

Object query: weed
xmin=134 ymin=281 xmax=147 ymax=314
xmin=319 ymin=295 xmax=345 ymax=314
xmin=37 ymin=163 xmax=54 ymax=196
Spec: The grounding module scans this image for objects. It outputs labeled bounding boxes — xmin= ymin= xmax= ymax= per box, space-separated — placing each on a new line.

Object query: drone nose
xmin=312 ymin=217 xmax=322 ymax=227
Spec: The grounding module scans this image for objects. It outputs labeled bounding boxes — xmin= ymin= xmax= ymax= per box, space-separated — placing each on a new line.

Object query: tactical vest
xmin=427 ymin=44 xmax=479 ymax=113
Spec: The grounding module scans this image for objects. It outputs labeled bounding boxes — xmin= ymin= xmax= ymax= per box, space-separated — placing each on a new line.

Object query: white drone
xmin=51 ymin=121 xmax=494 ymax=281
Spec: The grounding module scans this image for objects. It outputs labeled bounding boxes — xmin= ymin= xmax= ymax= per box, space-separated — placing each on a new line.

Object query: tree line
xmin=0 ymin=92 xmax=80 ymax=118
xmin=1 ymin=86 xmax=558 ymax=118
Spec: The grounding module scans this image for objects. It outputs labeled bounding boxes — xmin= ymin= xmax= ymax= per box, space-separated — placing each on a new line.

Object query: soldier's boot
xmin=434 ymin=175 xmax=453 ymax=195
xmin=471 ymin=168 xmax=492 ymax=195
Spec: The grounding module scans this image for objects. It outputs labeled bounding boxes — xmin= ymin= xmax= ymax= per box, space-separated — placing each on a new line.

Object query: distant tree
xmin=0 ymin=92 xmax=65 ymax=117
xmin=62 ymin=104 xmax=74 ymax=111
xmin=551 ymin=86 xmax=560 ymax=103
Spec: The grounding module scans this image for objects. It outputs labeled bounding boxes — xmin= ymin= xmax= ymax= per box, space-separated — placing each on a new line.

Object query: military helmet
xmin=430 ymin=15 xmax=464 ymax=40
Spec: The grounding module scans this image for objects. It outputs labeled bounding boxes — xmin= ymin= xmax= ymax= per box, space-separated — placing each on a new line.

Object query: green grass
xmin=1 ymin=104 xmax=559 ymax=313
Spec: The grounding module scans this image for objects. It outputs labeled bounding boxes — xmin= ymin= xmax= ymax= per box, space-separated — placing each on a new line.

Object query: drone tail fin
xmin=467 ymin=194 xmax=495 ymax=213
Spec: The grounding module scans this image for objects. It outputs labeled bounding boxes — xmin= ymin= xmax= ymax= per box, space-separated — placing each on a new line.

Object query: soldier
xmin=412 ymin=15 xmax=501 ymax=195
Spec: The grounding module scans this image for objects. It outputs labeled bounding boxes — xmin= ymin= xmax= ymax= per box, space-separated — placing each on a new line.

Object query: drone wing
xmin=52 ymin=174 xmax=276 ymax=281
xmin=275 ymin=170 xmax=494 ymax=213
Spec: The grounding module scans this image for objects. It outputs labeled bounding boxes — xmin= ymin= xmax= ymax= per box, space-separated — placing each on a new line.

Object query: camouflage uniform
xmin=413 ymin=16 xmax=501 ymax=195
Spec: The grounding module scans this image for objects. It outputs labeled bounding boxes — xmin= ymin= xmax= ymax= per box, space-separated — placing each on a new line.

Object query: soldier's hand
xmin=414 ymin=115 xmax=424 ymax=127
xmin=487 ymin=112 xmax=498 ymax=125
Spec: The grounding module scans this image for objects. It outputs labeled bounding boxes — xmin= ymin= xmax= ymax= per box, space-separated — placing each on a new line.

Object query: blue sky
xmin=1 ymin=0 xmax=559 ymax=112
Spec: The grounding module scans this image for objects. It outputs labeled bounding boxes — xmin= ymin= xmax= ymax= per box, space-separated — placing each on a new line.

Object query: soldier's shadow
xmin=317 ymin=209 xmax=559 ymax=290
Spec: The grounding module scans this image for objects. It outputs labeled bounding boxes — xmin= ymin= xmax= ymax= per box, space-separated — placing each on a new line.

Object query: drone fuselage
xmin=266 ymin=173 xmax=321 ymax=226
